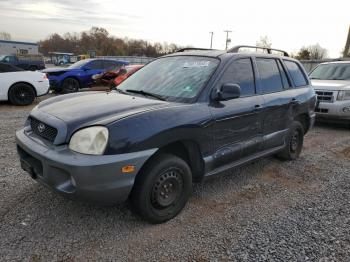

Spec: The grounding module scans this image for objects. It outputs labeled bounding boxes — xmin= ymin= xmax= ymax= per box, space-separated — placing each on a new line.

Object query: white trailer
xmin=0 ymin=40 xmax=39 ymax=55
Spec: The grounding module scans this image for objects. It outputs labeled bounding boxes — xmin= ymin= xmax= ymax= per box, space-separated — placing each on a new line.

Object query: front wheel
xmin=130 ymin=153 xmax=192 ymax=224
xmin=8 ymin=83 xmax=35 ymax=106
xmin=61 ymin=78 xmax=79 ymax=93
xmin=277 ymin=121 xmax=304 ymax=160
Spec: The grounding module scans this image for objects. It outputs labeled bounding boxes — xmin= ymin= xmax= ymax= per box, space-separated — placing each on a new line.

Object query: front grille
xmin=30 ymin=117 xmax=58 ymax=142
xmin=316 ymin=91 xmax=334 ymax=103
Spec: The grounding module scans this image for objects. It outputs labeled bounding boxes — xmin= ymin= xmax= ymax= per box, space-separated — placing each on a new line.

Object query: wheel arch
xmin=294 ymin=113 xmax=311 ymax=134
xmin=135 ymin=140 xmax=205 ymax=184
xmin=8 ymin=81 xmax=37 ymax=98
xmin=62 ymin=76 xmax=82 ymax=89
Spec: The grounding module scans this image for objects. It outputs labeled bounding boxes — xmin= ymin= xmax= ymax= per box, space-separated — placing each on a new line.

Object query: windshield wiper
xmin=125 ymin=89 xmax=166 ymax=101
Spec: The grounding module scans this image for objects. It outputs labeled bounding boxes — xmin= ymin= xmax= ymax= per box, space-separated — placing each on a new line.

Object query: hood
xmin=42 ymin=67 xmax=74 ymax=73
xmin=311 ymin=80 xmax=350 ymax=91
xmin=35 ymin=91 xmax=175 ymax=128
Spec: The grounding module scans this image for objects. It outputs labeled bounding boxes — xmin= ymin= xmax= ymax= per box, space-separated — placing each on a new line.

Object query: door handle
xmin=291 ymin=98 xmax=300 ymax=104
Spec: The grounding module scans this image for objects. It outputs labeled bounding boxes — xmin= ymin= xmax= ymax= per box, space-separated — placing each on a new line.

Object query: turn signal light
xmin=121 ymin=165 xmax=135 ymax=173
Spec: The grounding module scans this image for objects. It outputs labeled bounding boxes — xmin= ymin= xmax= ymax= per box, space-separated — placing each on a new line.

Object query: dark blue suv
xmin=43 ymin=58 xmax=129 ymax=93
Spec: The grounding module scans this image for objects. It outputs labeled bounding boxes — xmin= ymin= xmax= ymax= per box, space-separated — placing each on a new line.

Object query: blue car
xmin=43 ymin=58 xmax=129 ymax=93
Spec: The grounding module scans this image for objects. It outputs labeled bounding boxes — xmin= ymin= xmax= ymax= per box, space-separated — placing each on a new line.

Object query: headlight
xmin=69 ymin=126 xmax=109 ymax=155
xmin=337 ymin=90 xmax=350 ymax=101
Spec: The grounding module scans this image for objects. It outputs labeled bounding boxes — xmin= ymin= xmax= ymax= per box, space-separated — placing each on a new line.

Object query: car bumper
xmin=315 ymin=101 xmax=350 ymax=123
xmin=35 ymin=80 xmax=50 ymax=96
xmin=16 ymin=129 xmax=157 ymax=205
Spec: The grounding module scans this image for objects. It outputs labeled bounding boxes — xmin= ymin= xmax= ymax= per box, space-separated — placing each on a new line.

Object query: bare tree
xmin=308 ymin=44 xmax=327 ymax=60
xmin=256 ymin=35 xmax=272 ymax=48
xmin=0 ymin=32 xmax=11 ymax=40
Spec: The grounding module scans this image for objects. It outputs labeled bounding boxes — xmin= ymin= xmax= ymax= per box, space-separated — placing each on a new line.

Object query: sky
xmin=0 ymin=0 xmax=349 ymax=57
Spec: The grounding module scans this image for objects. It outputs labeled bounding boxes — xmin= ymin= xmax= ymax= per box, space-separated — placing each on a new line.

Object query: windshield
xmin=68 ymin=59 xmax=90 ymax=69
xmin=118 ymin=56 xmax=219 ymax=102
xmin=0 ymin=55 xmax=7 ymax=62
xmin=309 ymin=63 xmax=350 ymax=80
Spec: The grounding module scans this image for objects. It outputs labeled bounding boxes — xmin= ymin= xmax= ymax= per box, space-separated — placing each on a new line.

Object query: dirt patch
xmin=338 ymin=147 xmax=350 ymax=159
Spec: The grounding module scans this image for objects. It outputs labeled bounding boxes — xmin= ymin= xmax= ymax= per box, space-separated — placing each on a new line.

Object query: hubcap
xmin=15 ymin=87 xmax=32 ymax=104
xmin=151 ymin=169 xmax=183 ymax=208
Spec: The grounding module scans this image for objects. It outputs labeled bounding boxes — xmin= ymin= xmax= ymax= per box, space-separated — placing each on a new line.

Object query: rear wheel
xmin=8 ymin=83 xmax=35 ymax=106
xmin=277 ymin=121 xmax=304 ymax=160
xmin=130 ymin=153 xmax=192 ymax=224
xmin=61 ymin=78 xmax=79 ymax=93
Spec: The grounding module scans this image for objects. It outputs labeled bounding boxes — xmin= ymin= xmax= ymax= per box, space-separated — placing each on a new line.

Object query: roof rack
xmin=176 ymin=48 xmax=218 ymax=52
xmin=228 ymin=45 xmax=289 ymax=57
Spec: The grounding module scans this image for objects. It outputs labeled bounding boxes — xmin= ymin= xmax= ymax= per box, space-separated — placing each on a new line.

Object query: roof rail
xmin=176 ymin=48 xmax=218 ymax=52
xmin=228 ymin=45 xmax=289 ymax=57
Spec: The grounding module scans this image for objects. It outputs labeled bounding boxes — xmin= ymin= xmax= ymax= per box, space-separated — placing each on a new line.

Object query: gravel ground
xmin=1 ymin=96 xmax=350 ymax=261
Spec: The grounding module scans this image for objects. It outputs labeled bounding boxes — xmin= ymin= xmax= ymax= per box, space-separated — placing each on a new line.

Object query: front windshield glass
xmin=68 ymin=59 xmax=90 ymax=69
xmin=309 ymin=63 xmax=350 ymax=80
xmin=0 ymin=55 xmax=7 ymax=62
xmin=118 ymin=56 xmax=219 ymax=102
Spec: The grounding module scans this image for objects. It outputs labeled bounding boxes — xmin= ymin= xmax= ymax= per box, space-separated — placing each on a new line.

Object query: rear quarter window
xmin=284 ymin=60 xmax=308 ymax=87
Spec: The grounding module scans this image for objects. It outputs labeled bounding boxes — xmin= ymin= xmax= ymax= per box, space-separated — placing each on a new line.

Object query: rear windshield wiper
xmin=125 ymin=89 xmax=166 ymax=101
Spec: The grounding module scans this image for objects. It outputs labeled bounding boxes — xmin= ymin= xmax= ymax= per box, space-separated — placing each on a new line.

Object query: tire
xmin=61 ymin=78 xmax=79 ymax=94
xmin=8 ymin=83 xmax=35 ymax=106
xmin=277 ymin=121 xmax=304 ymax=160
xmin=130 ymin=153 xmax=192 ymax=224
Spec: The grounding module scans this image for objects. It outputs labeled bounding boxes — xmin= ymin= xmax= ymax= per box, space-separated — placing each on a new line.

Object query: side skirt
xmin=203 ymin=145 xmax=285 ymax=179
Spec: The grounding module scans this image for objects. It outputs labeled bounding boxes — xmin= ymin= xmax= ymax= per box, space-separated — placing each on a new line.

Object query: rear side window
xmin=220 ymin=58 xmax=255 ymax=97
xmin=256 ymin=58 xmax=283 ymax=93
xmin=284 ymin=60 xmax=308 ymax=87
xmin=104 ymin=60 xmax=122 ymax=70
xmin=87 ymin=60 xmax=103 ymax=70
xmin=277 ymin=60 xmax=290 ymax=89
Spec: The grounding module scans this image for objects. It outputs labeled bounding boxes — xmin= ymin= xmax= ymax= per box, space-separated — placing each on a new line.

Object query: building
xmin=0 ymin=40 xmax=39 ymax=55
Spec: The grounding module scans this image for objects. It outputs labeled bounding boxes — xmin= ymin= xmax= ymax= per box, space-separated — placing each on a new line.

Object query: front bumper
xmin=315 ymin=100 xmax=350 ymax=123
xmin=16 ymin=129 xmax=157 ymax=205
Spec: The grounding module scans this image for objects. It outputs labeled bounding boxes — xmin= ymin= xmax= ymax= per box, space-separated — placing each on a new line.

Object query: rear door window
xmin=277 ymin=60 xmax=290 ymax=89
xmin=256 ymin=58 xmax=283 ymax=93
xmin=219 ymin=58 xmax=256 ymax=97
xmin=284 ymin=60 xmax=308 ymax=87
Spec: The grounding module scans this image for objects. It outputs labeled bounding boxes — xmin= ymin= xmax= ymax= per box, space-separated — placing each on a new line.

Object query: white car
xmin=0 ymin=62 xmax=49 ymax=106
xmin=310 ymin=61 xmax=350 ymax=124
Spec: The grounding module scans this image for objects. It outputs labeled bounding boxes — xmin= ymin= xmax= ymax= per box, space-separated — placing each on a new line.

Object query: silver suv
xmin=310 ymin=61 xmax=350 ymax=124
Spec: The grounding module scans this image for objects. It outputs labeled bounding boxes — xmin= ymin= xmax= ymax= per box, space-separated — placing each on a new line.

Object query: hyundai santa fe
xmin=16 ymin=45 xmax=316 ymax=223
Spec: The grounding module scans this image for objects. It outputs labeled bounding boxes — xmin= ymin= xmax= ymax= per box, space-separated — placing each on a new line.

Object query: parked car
xmin=0 ymin=62 xmax=49 ymax=105
xmin=43 ymin=58 xmax=129 ymax=93
xmin=16 ymin=46 xmax=316 ymax=223
xmin=310 ymin=61 xmax=350 ymax=124
xmin=113 ymin=64 xmax=144 ymax=86
xmin=0 ymin=54 xmax=45 ymax=71
xmin=92 ymin=64 xmax=144 ymax=88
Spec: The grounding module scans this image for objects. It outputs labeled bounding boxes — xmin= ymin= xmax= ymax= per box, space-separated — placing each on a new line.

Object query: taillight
xmin=43 ymin=73 xmax=48 ymax=80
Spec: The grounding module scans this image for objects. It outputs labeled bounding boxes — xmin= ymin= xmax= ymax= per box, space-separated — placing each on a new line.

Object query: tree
xmin=308 ymin=44 xmax=327 ymax=60
xmin=295 ymin=44 xmax=327 ymax=60
xmin=0 ymin=32 xmax=11 ymax=40
xmin=38 ymin=27 xmax=182 ymax=57
xmin=295 ymin=47 xmax=311 ymax=60
xmin=256 ymin=35 xmax=272 ymax=48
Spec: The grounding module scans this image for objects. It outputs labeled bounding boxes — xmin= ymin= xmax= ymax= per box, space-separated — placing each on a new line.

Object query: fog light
xmin=70 ymin=176 xmax=76 ymax=187
xmin=343 ymin=107 xmax=350 ymax=113
xmin=122 ymin=165 xmax=135 ymax=173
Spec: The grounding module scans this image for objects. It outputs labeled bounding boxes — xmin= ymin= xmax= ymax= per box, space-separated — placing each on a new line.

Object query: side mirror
xmin=214 ymin=83 xmax=241 ymax=101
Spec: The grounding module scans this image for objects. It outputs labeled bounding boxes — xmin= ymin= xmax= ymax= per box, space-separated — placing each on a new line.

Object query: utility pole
xmin=224 ymin=30 xmax=232 ymax=50
xmin=209 ymin=32 xmax=214 ymax=49
xmin=344 ymin=25 xmax=350 ymax=58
